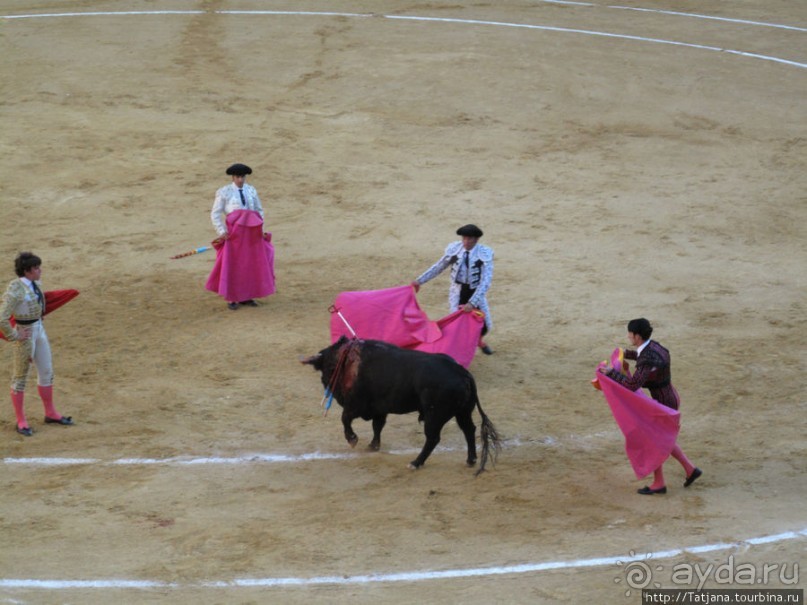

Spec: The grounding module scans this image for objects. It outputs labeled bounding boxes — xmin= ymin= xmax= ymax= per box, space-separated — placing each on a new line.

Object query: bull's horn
xmin=299 ymin=354 xmax=321 ymax=365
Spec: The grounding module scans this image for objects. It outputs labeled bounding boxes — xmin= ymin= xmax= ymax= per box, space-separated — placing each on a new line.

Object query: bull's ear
xmin=299 ymin=354 xmax=321 ymax=365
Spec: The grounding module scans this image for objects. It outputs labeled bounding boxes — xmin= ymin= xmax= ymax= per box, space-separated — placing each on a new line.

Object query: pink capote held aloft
xmin=205 ymin=209 xmax=276 ymax=302
xmin=329 ymin=285 xmax=484 ymax=368
xmin=594 ymin=371 xmax=681 ymax=479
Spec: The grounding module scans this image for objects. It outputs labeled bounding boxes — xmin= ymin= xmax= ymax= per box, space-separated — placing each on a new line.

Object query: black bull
xmin=302 ymin=337 xmax=501 ymax=473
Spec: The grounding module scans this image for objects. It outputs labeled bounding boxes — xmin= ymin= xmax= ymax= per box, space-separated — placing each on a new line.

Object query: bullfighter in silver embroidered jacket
xmin=413 ymin=224 xmax=494 ymax=354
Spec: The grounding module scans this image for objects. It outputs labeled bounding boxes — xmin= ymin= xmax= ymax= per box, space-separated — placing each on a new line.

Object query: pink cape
xmin=205 ymin=209 xmax=276 ymax=301
xmin=330 ymin=285 xmax=484 ymax=368
xmin=410 ymin=308 xmax=484 ymax=369
xmin=595 ymin=373 xmax=681 ymax=479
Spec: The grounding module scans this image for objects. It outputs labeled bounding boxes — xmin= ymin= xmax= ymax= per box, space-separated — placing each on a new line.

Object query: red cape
xmin=1 ymin=289 xmax=80 ymax=340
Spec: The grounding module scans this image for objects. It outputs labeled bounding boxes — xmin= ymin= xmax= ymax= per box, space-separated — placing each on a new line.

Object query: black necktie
xmin=239 ymin=189 xmax=246 ymax=206
xmin=463 ymin=250 xmax=470 ymax=269
xmin=32 ymin=281 xmax=45 ymax=314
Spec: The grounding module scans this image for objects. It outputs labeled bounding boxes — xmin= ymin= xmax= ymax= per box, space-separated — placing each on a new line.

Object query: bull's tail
xmin=471 ymin=378 xmax=502 ymax=476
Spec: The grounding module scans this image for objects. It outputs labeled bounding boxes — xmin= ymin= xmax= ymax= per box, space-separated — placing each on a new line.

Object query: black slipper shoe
xmin=637 ymin=486 xmax=667 ymax=495
xmin=684 ymin=468 xmax=702 ymax=488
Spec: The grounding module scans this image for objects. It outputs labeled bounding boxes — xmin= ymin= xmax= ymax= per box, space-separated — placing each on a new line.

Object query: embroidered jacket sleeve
xmin=607 ymin=346 xmax=668 ymax=392
xmin=211 ymin=186 xmax=230 ymax=236
xmin=416 ymin=242 xmax=461 ymax=285
xmin=0 ymin=280 xmax=25 ymax=341
xmin=467 ymin=246 xmax=493 ymax=308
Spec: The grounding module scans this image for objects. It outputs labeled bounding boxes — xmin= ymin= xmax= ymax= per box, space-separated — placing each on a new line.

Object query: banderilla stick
xmin=170 ymin=245 xmax=212 ymax=260
xmin=321 ymin=387 xmax=335 ymax=416
xmin=328 ymin=305 xmax=357 ymax=338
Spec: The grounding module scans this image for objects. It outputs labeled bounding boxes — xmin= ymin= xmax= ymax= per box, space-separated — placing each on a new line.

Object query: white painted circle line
xmin=1 ymin=447 xmax=465 ymax=467
xmin=0 ymin=579 xmax=176 ymax=589
xmin=608 ymin=5 xmax=807 ymax=32
xmin=0 ymin=10 xmax=205 ymax=19
xmin=1 ymin=10 xmax=206 ymax=18
xmin=218 ymin=10 xmax=371 ymax=18
xmin=1 ymin=527 xmax=804 ymax=590
xmin=384 ymin=15 xmax=807 ymax=69
xmin=520 ymin=0 xmax=807 ymax=32
xmin=0 ymin=438 xmax=554 ymax=467
xmin=518 ymin=1 xmax=807 ymax=32
xmin=6 ymin=4 xmax=804 ymax=31
xmin=1 ymin=10 xmax=804 ymax=70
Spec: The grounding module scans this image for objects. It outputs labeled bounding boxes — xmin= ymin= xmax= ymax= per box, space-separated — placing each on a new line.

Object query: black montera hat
xmin=456 ymin=224 xmax=483 ymax=238
xmin=226 ymin=163 xmax=253 ymax=176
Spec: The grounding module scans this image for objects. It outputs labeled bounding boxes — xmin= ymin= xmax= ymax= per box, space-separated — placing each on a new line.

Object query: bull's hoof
xmin=367 ymin=441 xmax=380 ymax=451
xmin=347 ymin=436 xmax=359 ymax=448
xmin=407 ymin=461 xmax=422 ymax=470
xmin=466 ymin=459 xmax=477 ymax=467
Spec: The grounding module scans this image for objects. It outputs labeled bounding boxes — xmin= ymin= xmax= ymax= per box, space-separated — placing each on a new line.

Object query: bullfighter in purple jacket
xmin=599 ymin=318 xmax=703 ymax=495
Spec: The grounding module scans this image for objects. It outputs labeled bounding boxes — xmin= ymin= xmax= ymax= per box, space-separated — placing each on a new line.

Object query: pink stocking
xmin=37 ymin=385 xmax=61 ymax=420
xmin=11 ymin=390 xmax=28 ymax=429
xmin=670 ymin=445 xmax=695 ymax=476
xmin=650 ymin=466 xmax=666 ymax=490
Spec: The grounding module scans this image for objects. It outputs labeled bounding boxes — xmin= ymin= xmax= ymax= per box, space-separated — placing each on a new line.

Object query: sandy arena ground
xmin=0 ymin=1 xmax=805 ymax=603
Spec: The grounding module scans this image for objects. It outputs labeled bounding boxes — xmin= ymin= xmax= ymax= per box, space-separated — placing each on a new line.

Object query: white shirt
xmin=20 ymin=276 xmax=38 ymax=296
xmin=636 ymin=339 xmax=651 ymax=356
xmin=19 ymin=277 xmax=44 ymax=311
